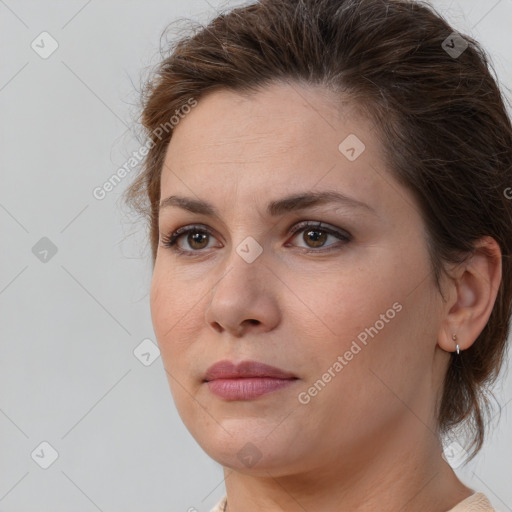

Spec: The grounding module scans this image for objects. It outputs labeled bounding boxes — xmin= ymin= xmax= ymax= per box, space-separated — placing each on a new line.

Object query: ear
xmin=438 ymin=236 xmax=502 ymax=353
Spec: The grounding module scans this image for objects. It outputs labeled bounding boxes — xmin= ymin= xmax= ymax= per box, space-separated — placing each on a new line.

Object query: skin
xmin=150 ymin=81 xmax=502 ymax=512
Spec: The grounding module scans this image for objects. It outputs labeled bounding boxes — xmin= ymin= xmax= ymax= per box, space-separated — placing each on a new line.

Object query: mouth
xmin=203 ymin=359 xmax=297 ymax=381
xmin=203 ymin=360 xmax=298 ymax=401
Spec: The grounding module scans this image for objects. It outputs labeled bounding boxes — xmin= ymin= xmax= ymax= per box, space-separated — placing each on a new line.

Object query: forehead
xmin=160 ymin=82 xmax=393 ymax=220
xmin=166 ymin=82 xmax=366 ymax=161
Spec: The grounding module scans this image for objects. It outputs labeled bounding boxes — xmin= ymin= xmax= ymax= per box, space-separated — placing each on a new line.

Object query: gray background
xmin=0 ymin=0 xmax=511 ymax=511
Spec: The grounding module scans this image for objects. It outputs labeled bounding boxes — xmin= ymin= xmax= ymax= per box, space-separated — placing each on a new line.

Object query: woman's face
xmin=150 ymin=82 xmax=449 ymax=475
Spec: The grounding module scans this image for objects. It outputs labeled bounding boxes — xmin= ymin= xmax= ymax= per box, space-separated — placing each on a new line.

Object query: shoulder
xmin=209 ymin=492 xmax=495 ymax=511
xmin=446 ymin=492 xmax=495 ymax=511
xmin=209 ymin=495 xmax=227 ymax=512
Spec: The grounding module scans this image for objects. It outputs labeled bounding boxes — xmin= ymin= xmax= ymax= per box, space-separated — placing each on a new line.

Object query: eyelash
xmin=159 ymin=221 xmax=352 ymax=257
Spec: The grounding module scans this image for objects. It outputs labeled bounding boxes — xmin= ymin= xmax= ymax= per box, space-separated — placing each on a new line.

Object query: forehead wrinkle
xmin=172 ymin=137 xmax=303 ymax=167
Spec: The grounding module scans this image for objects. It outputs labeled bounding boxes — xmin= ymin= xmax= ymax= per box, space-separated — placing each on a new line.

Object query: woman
xmin=123 ymin=0 xmax=512 ymax=510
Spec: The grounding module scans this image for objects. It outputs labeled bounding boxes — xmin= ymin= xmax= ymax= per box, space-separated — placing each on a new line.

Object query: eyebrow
xmin=159 ymin=191 xmax=377 ymax=219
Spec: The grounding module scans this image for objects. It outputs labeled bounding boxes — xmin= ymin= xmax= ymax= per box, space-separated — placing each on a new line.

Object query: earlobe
xmin=438 ymin=236 xmax=502 ymax=354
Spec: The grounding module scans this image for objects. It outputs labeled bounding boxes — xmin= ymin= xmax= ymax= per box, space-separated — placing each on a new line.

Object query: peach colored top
xmin=209 ymin=492 xmax=495 ymax=511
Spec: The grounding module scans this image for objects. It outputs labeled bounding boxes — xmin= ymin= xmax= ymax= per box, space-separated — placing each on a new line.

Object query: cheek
xmin=149 ymin=270 xmax=205 ymax=417
xmin=150 ymin=266 xmax=199 ymax=361
xmin=286 ymin=255 xmax=403 ymax=345
xmin=288 ymin=249 xmax=431 ymax=401
xmin=289 ymin=293 xmax=416 ymax=448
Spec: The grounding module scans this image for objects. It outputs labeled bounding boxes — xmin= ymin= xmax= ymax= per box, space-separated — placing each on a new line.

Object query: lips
xmin=203 ymin=360 xmax=297 ymax=381
xmin=203 ymin=360 xmax=298 ymax=401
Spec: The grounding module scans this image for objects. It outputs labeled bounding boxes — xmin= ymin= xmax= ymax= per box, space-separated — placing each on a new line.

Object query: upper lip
xmin=204 ymin=360 xmax=297 ymax=381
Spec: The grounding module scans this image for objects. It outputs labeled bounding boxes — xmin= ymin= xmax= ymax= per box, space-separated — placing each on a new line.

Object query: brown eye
xmin=160 ymin=225 xmax=219 ymax=254
xmin=160 ymin=221 xmax=351 ymax=256
xmin=302 ymin=228 xmax=328 ymax=248
xmin=287 ymin=222 xmax=351 ymax=251
xmin=186 ymin=231 xmax=210 ymax=250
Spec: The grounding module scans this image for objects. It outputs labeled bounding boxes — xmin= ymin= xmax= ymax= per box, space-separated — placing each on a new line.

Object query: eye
xmin=285 ymin=221 xmax=351 ymax=252
xmin=160 ymin=224 xmax=219 ymax=255
xmin=160 ymin=221 xmax=351 ymax=256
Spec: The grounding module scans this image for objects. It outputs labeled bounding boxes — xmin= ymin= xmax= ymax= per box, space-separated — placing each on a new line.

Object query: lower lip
xmin=205 ymin=377 xmax=297 ymax=400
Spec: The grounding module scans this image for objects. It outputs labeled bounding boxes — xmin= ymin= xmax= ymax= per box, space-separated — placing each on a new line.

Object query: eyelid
xmin=286 ymin=220 xmax=351 ymax=241
xmin=160 ymin=224 xmax=218 ymax=250
xmin=160 ymin=221 xmax=352 ymax=255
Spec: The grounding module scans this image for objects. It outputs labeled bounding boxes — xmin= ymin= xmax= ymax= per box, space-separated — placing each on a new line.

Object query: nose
xmin=204 ymin=250 xmax=281 ymax=337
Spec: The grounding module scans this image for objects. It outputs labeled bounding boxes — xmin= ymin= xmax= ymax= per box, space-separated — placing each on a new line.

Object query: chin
xmin=190 ymin=422 xmax=310 ymax=476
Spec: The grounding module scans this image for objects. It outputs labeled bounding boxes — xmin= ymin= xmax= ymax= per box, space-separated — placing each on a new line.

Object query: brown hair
xmin=123 ymin=0 xmax=512 ymax=460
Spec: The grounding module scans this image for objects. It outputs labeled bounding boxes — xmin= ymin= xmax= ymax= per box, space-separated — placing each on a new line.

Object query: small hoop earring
xmin=452 ymin=333 xmax=460 ymax=354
